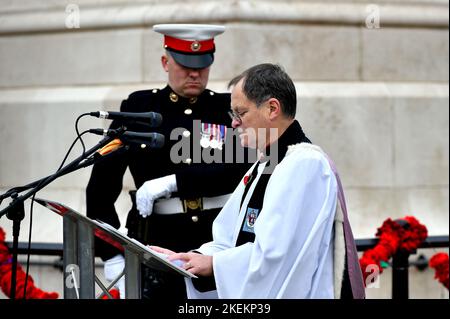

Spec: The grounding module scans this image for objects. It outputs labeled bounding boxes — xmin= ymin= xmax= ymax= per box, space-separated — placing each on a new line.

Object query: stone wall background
xmin=0 ymin=0 xmax=448 ymax=299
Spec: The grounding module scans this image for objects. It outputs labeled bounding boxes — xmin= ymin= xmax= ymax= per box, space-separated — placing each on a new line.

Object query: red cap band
xmin=164 ymin=35 xmax=215 ymax=53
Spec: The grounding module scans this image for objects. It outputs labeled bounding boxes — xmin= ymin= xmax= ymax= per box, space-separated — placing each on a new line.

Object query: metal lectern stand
xmin=35 ymin=198 xmax=196 ymax=299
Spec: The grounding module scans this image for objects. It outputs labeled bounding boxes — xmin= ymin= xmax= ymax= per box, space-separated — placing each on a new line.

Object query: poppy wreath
xmin=429 ymin=252 xmax=449 ymax=290
xmin=359 ymin=216 xmax=428 ymax=285
xmin=0 ymin=226 xmax=59 ymax=299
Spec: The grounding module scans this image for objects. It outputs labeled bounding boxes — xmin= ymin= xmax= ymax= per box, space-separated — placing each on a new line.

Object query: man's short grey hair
xmin=228 ymin=63 xmax=297 ymax=119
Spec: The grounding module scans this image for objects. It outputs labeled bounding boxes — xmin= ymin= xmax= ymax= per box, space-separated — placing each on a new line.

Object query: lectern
xmin=35 ymin=198 xmax=195 ymax=299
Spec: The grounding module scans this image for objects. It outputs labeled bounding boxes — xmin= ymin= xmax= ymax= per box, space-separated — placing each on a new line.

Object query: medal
xmin=199 ymin=122 xmax=227 ymax=149
xmin=210 ymin=138 xmax=219 ymax=149
xmin=200 ymin=122 xmax=211 ymax=148
xmin=210 ymin=124 xmax=222 ymax=149
xmin=200 ymin=135 xmax=210 ymax=148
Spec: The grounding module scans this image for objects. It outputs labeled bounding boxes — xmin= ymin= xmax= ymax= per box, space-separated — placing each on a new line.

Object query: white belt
xmin=153 ymin=194 xmax=230 ymax=215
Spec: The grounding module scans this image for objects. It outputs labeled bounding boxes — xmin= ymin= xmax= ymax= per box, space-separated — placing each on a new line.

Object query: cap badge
xmin=170 ymin=92 xmax=179 ymax=103
xmin=190 ymin=41 xmax=201 ymax=52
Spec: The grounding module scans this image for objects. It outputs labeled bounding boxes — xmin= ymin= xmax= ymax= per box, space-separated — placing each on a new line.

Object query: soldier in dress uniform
xmin=85 ymin=24 xmax=251 ymax=299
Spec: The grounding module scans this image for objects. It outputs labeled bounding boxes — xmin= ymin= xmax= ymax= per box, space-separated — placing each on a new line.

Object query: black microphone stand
xmin=0 ymin=127 xmax=126 ymax=299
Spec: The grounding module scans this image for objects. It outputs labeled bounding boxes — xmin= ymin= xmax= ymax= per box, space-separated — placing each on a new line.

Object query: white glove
xmin=104 ymin=254 xmax=125 ymax=299
xmin=136 ymin=174 xmax=178 ymax=218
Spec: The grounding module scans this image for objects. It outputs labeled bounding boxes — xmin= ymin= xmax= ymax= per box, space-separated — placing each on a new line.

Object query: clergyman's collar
xmin=260 ymin=120 xmax=311 ymax=165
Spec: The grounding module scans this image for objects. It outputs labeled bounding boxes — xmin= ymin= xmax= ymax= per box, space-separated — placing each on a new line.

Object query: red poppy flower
xmin=359 ymin=216 xmax=428 ymax=286
xmin=101 ymin=288 xmax=121 ymax=299
xmin=0 ymin=227 xmax=59 ymax=299
xmin=429 ymin=252 xmax=449 ymax=290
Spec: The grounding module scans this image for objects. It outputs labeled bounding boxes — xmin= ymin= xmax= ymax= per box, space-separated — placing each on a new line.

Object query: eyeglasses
xmin=228 ymin=110 xmax=248 ymax=123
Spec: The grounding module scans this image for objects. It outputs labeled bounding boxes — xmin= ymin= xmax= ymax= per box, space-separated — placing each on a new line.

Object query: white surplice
xmin=185 ymin=143 xmax=339 ymax=299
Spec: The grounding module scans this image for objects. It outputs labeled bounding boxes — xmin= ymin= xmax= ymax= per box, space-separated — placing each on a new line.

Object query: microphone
xmin=89 ymin=128 xmax=121 ymax=137
xmin=89 ymin=129 xmax=165 ymax=149
xmin=90 ymin=111 xmax=162 ymax=127
xmin=121 ymin=131 xmax=165 ymax=149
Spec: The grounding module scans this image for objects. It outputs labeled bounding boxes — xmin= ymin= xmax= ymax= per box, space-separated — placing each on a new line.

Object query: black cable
xmin=57 ymin=130 xmax=90 ymax=172
xmin=23 ymin=192 xmax=36 ymax=298
xmin=23 ymin=127 xmax=92 ymax=298
xmin=75 ymin=113 xmax=90 ymax=158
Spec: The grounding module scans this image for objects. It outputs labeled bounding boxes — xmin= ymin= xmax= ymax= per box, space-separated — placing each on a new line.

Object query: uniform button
xmin=152 ymin=89 xmax=157 ymax=93
xmin=182 ymin=130 xmax=191 ymax=138
xmin=184 ymin=158 xmax=192 ymax=165
xmin=191 ymin=216 xmax=199 ymax=222
xmin=170 ymin=92 xmax=178 ymax=102
xmin=184 ymin=109 xmax=192 ymax=115
xmin=140 ymin=144 xmax=146 ymax=149
xmin=209 ymin=91 xmax=214 ymax=96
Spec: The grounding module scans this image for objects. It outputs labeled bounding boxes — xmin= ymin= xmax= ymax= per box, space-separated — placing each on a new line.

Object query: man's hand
xmin=168 ymin=252 xmax=213 ymax=277
xmin=136 ymin=174 xmax=177 ymax=217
